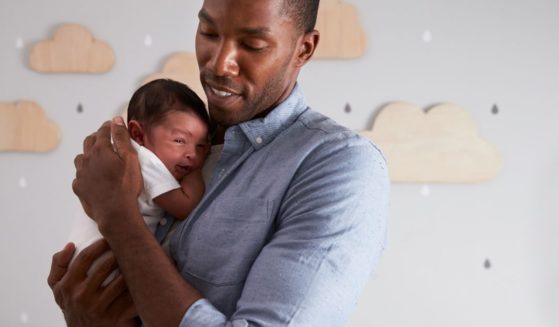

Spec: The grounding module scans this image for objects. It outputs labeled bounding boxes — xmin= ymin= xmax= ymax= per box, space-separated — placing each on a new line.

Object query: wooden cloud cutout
xmin=0 ymin=101 xmax=60 ymax=152
xmin=314 ymin=0 xmax=367 ymax=59
xmin=361 ymin=102 xmax=502 ymax=183
xmin=143 ymin=52 xmax=206 ymax=103
xmin=29 ymin=24 xmax=115 ymax=73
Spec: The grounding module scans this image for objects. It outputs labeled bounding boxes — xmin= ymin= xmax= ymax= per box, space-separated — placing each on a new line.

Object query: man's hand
xmin=48 ymin=240 xmax=138 ymax=326
xmin=72 ymin=117 xmax=142 ymax=230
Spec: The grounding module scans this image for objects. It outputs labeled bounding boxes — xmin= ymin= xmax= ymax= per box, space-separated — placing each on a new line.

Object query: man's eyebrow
xmin=240 ymin=27 xmax=271 ymax=36
xmin=198 ymin=8 xmax=270 ymax=36
xmin=198 ymin=9 xmax=214 ymax=24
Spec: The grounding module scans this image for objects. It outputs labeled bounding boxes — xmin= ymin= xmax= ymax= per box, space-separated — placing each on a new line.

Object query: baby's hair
xmin=127 ymin=79 xmax=211 ymax=135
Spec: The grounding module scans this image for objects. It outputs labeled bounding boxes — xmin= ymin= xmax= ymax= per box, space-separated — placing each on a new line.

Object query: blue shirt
xmin=159 ymin=84 xmax=389 ymax=326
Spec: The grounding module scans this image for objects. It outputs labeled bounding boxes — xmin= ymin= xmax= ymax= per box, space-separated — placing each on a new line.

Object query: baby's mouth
xmin=176 ymin=165 xmax=191 ymax=175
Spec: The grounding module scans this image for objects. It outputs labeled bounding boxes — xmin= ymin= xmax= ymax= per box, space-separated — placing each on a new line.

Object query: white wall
xmin=1 ymin=0 xmax=558 ymax=326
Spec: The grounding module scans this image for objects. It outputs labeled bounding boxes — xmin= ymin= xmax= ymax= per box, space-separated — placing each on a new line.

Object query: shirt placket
xmin=173 ymin=126 xmax=255 ymax=241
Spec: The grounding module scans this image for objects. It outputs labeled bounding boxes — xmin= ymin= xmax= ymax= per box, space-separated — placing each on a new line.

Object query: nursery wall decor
xmin=0 ymin=101 xmax=60 ymax=152
xmin=361 ymin=102 xmax=502 ymax=183
xmin=29 ymin=23 xmax=115 ymax=73
xmin=314 ymin=0 xmax=367 ymax=59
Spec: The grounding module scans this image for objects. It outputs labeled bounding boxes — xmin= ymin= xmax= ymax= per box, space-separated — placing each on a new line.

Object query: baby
xmin=69 ymin=78 xmax=211 ymax=263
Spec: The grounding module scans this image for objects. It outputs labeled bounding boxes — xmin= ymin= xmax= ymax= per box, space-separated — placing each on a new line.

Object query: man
xmin=48 ymin=0 xmax=390 ymax=326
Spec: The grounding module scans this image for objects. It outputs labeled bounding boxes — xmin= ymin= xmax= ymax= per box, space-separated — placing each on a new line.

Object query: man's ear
xmin=295 ymin=30 xmax=320 ymax=67
xmin=128 ymin=120 xmax=146 ymax=145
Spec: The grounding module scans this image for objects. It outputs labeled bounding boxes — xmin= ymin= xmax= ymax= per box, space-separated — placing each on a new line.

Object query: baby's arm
xmin=152 ymin=170 xmax=205 ymax=220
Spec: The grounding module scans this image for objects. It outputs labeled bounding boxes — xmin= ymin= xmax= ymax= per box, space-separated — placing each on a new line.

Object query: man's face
xmin=195 ymin=0 xmax=301 ymax=127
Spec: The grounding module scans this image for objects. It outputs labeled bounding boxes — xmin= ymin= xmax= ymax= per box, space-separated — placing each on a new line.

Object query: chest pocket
xmin=178 ymin=197 xmax=273 ymax=286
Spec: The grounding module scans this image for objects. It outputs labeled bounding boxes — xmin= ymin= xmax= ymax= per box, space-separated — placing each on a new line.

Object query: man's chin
xmin=209 ymin=107 xmax=245 ymax=127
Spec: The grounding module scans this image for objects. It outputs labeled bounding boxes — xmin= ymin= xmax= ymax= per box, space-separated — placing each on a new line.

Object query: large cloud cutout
xmin=29 ymin=24 xmax=115 ymax=73
xmin=143 ymin=52 xmax=206 ymax=103
xmin=314 ymin=0 xmax=367 ymax=59
xmin=0 ymin=101 xmax=60 ymax=152
xmin=361 ymin=102 xmax=502 ymax=183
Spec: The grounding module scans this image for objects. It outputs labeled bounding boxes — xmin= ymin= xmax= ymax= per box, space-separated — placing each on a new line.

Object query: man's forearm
xmin=97 ymin=204 xmax=202 ymax=327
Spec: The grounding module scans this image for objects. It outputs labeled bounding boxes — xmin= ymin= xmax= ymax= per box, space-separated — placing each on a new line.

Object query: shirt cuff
xmin=180 ymin=298 xmax=226 ymax=326
xmin=180 ymin=299 xmax=249 ymax=327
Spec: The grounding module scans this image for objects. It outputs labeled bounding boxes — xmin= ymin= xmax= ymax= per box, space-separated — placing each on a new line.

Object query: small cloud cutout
xmin=0 ymin=101 xmax=60 ymax=152
xmin=314 ymin=0 xmax=367 ymax=59
xmin=362 ymin=102 xmax=502 ymax=183
xmin=29 ymin=24 xmax=115 ymax=73
xmin=143 ymin=52 xmax=206 ymax=103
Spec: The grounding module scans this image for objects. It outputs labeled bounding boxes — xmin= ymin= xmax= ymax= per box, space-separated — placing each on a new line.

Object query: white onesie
xmin=68 ymin=140 xmax=180 ymax=259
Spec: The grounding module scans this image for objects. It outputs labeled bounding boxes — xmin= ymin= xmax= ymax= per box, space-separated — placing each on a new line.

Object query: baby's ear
xmin=128 ymin=120 xmax=145 ymax=145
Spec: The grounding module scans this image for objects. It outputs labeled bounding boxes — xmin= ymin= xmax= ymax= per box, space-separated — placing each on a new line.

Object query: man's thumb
xmin=111 ymin=116 xmax=134 ymax=158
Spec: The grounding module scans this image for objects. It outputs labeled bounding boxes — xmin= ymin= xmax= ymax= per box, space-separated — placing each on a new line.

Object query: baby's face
xmin=143 ymin=110 xmax=209 ymax=180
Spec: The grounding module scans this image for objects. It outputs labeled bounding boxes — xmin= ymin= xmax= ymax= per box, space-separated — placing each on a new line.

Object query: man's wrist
xmin=96 ymin=198 xmax=142 ymax=238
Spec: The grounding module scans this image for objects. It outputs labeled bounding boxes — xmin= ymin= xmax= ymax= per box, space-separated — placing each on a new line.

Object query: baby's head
xmin=127 ymin=79 xmax=211 ymax=181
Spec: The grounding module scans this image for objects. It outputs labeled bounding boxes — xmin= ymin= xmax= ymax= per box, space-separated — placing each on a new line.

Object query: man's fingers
xmin=74 ymin=154 xmax=83 ymax=170
xmin=97 ymin=273 xmax=128 ymax=312
xmin=69 ymin=239 xmax=111 ymax=280
xmin=48 ymin=243 xmax=76 ymax=289
xmin=85 ymin=251 xmax=119 ymax=292
xmin=72 ymin=178 xmax=78 ymax=195
xmin=111 ymin=117 xmax=134 ymax=159
xmin=96 ymin=120 xmax=114 ymax=149
xmin=83 ymin=133 xmax=97 ymax=153
xmin=107 ymin=291 xmax=137 ymax=322
xmin=119 ymin=302 xmax=138 ymax=323
xmin=113 ymin=116 xmax=126 ymax=126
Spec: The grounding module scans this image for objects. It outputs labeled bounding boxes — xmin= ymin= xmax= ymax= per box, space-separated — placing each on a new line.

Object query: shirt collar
xmin=237 ymin=83 xmax=308 ymax=151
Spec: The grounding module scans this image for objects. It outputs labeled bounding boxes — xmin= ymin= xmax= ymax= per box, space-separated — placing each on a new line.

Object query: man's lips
xmin=209 ymin=86 xmax=235 ymax=97
xmin=204 ymin=84 xmax=245 ymax=110
xmin=205 ymin=82 xmax=242 ymax=98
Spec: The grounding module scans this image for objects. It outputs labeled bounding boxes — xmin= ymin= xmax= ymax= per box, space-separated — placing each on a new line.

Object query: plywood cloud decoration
xmin=314 ymin=0 xmax=367 ymax=59
xmin=29 ymin=24 xmax=115 ymax=73
xmin=361 ymin=102 xmax=502 ymax=183
xmin=143 ymin=52 xmax=206 ymax=103
xmin=0 ymin=101 xmax=60 ymax=152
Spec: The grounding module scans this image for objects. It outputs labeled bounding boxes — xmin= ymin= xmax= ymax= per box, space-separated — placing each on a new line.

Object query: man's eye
xmin=243 ymin=40 xmax=267 ymax=52
xmin=174 ymin=139 xmax=185 ymax=144
xmin=243 ymin=45 xmax=264 ymax=51
xmin=200 ymin=30 xmax=218 ymax=38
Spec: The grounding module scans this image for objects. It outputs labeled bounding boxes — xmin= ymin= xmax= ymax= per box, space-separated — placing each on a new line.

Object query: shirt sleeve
xmin=180 ymin=299 xmax=247 ymax=327
xmin=132 ymin=140 xmax=180 ymax=200
xmin=179 ymin=135 xmax=390 ymax=326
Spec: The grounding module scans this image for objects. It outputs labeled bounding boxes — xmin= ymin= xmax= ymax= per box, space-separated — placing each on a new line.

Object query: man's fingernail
xmin=112 ymin=116 xmax=125 ymax=126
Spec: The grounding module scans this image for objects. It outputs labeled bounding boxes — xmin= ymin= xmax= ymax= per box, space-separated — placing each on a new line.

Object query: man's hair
xmin=127 ymin=79 xmax=211 ymax=134
xmin=281 ymin=0 xmax=320 ymax=33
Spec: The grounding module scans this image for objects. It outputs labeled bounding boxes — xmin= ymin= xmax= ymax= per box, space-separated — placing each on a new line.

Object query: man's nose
xmin=209 ymin=40 xmax=239 ymax=77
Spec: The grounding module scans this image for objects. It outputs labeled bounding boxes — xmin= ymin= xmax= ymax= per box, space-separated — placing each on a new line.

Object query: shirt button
xmin=256 ymin=136 xmax=263 ymax=144
xmin=159 ymin=218 xmax=167 ymax=226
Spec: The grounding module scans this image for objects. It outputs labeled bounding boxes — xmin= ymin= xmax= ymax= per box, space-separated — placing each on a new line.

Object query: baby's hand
xmin=180 ymin=169 xmax=204 ymax=190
